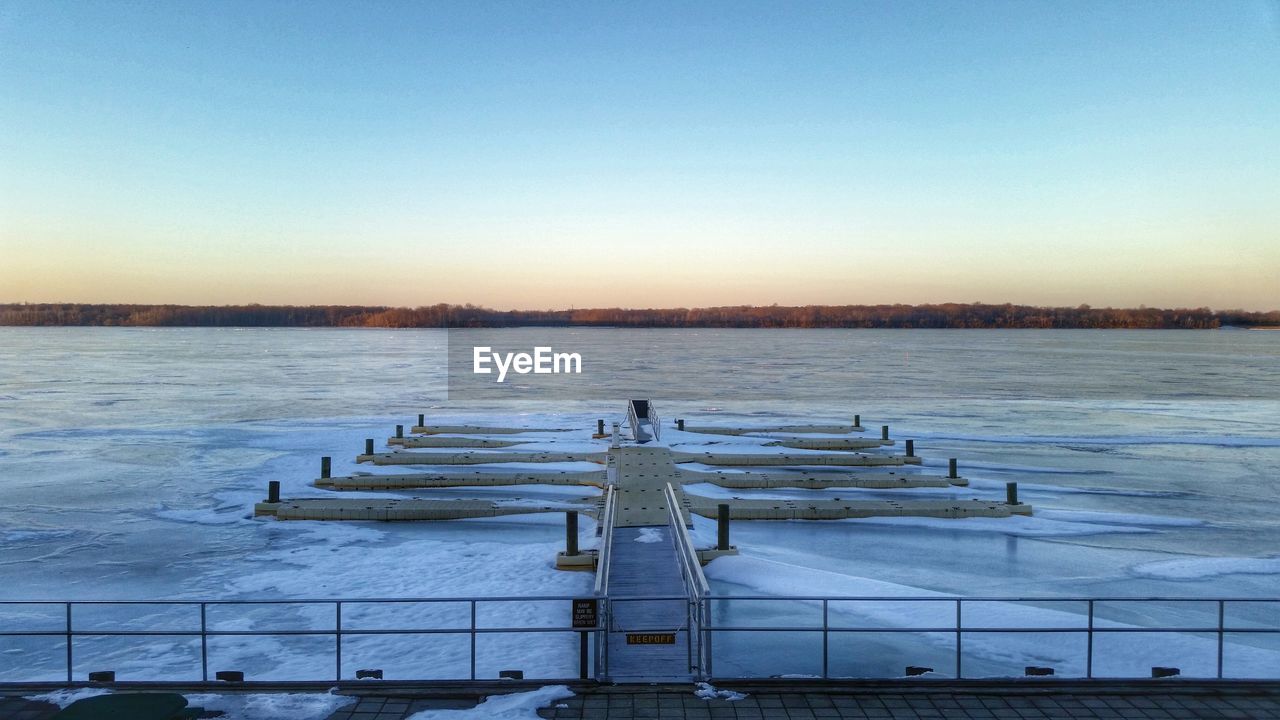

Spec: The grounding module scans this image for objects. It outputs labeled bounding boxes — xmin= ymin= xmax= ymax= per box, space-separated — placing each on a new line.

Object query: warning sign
xmin=572 ymin=598 xmax=598 ymax=629
xmin=626 ymin=633 xmax=676 ymax=645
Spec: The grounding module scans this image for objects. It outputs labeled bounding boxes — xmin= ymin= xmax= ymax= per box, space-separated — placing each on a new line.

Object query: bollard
xmin=1007 ymin=482 xmax=1019 ymax=505
xmin=881 ymin=425 xmax=889 ymax=441
xmin=905 ymin=440 xmax=915 ymax=457
xmin=365 ymin=438 xmax=374 ymax=456
xmin=905 ymin=666 xmax=933 ymax=677
xmin=948 ymin=458 xmax=958 ymax=479
xmin=418 ymin=413 xmax=425 ymax=427
xmin=1152 ymin=666 xmax=1180 ymax=678
xmin=396 ymin=424 xmax=403 ymax=439
xmin=717 ymin=504 xmax=730 ymax=550
xmin=356 ymin=669 xmax=383 ymax=680
xmin=1025 ymin=666 xmax=1054 ymax=676
xmin=597 ymin=419 xmax=605 ymax=435
xmin=215 ymin=670 xmax=244 ymax=682
xmin=565 ymin=511 xmax=579 ymax=556
xmin=266 ymin=481 xmax=280 ymax=504
xmin=88 ymin=670 xmax=115 ymax=683
xmin=854 ymin=414 xmax=861 ymax=428
xmin=611 ymin=422 xmax=620 ymax=449
xmin=677 ymin=418 xmax=685 ymax=431
xmin=320 ymin=456 xmax=331 ymax=479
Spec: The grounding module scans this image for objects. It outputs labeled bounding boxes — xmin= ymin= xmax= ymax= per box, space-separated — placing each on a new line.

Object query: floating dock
xmin=254 ymin=402 xmax=1032 ymax=682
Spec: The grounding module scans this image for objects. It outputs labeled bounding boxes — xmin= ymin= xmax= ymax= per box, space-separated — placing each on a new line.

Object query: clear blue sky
xmin=2 ymin=1 xmax=1277 ymax=309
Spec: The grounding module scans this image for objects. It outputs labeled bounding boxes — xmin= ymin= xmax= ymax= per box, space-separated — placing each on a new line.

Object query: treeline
xmin=3 ymin=302 xmax=1278 ymax=328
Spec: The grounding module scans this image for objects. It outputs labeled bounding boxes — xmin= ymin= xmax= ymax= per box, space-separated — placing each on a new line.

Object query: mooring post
xmin=597 ymin=419 xmax=604 ymax=435
xmin=364 ymin=438 xmax=374 ymax=456
xmin=677 ymin=418 xmax=685 ymax=431
xmin=854 ymin=414 xmax=861 ymax=428
xmin=417 ymin=413 xmax=425 ymax=427
xmin=881 ymin=425 xmax=889 ymax=441
xmin=1007 ymin=482 xmax=1019 ymax=505
xmin=610 ymin=422 xmax=620 ymax=449
xmin=395 ymin=424 xmax=403 ymax=439
xmin=267 ymin=481 xmax=280 ymax=504
xmin=565 ymin=511 xmax=579 ymax=556
xmin=948 ymin=458 xmax=958 ymax=479
xmin=717 ymin=503 xmax=730 ymax=551
xmin=905 ymin=440 xmax=915 ymax=457
xmin=320 ymin=456 xmax=331 ymax=479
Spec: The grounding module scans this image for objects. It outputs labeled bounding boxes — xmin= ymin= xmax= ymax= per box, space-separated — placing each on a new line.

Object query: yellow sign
xmin=626 ymin=633 xmax=676 ymax=645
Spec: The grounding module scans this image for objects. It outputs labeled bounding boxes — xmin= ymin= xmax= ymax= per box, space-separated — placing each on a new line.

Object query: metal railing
xmin=3 ymin=595 xmax=1277 ymax=683
xmin=697 ymin=595 xmax=1280 ymax=680
xmin=0 ymin=596 xmax=601 ymax=684
xmin=665 ymin=483 xmax=711 ymax=678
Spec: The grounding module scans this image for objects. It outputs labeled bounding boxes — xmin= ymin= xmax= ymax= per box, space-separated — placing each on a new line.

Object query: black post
xmin=320 ymin=457 xmax=331 ymax=479
xmin=418 ymin=413 xmax=425 ymax=427
xmin=948 ymin=458 xmax=958 ymax=479
xmin=717 ymin=503 xmax=730 ymax=550
xmin=854 ymin=414 xmax=861 ymax=428
xmin=597 ymin=419 xmax=605 ymax=435
xmin=881 ymin=425 xmax=889 ymax=441
xmin=579 ymin=632 xmax=589 ymax=679
xmin=1007 ymin=482 xmax=1019 ymax=505
xmin=677 ymin=418 xmax=685 ymax=431
xmin=905 ymin=440 xmax=915 ymax=457
xmin=565 ymin=511 xmax=579 ymax=556
xmin=395 ymin=424 xmax=403 ymax=439
xmin=267 ymin=481 xmax=280 ymax=504
xmin=364 ymin=438 xmax=374 ymax=456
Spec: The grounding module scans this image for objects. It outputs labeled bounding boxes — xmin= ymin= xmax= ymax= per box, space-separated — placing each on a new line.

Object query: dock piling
xmin=881 ymin=425 xmax=889 ymax=441
xmin=905 ymin=440 xmax=915 ymax=457
xmin=364 ymin=438 xmax=374 ymax=456
xmin=854 ymin=414 xmax=861 ymax=428
xmin=565 ymin=511 xmax=579 ymax=556
xmin=320 ymin=456 xmax=331 ymax=479
xmin=266 ymin=481 xmax=280 ymax=504
xmin=948 ymin=458 xmax=958 ymax=479
xmin=396 ymin=424 xmax=403 ymax=439
xmin=418 ymin=413 xmax=425 ymax=427
xmin=597 ymin=419 xmax=605 ymax=435
xmin=677 ymin=418 xmax=685 ymax=431
xmin=717 ymin=503 xmax=730 ymax=550
xmin=1007 ymin=482 xmax=1019 ymax=505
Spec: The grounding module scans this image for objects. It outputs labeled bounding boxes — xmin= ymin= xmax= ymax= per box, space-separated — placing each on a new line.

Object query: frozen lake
xmin=1 ymin=327 xmax=1278 ymax=680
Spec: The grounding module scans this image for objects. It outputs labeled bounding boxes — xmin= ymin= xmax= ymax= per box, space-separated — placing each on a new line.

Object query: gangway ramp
xmin=597 ymin=445 xmax=708 ymax=682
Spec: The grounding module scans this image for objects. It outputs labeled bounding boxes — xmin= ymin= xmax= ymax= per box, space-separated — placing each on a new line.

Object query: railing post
xmin=822 ymin=599 xmax=829 ymax=679
xmin=1218 ymin=600 xmax=1225 ymax=679
xmin=65 ymin=602 xmax=73 ymax=684
xmin=335 ymin=601 xmax=342 ymax=682
xmin=704 ymin=597 xmax=713 ymax=680
xmin=200 ymin=603 xmax=208 ymax=682
xmin=1087 ymin=600 xmax=1094 ymax=679
xmin=955 ymin=599 xmax=962 ymax=678
xmin=470 ymin=600 xmax=477 ymax=680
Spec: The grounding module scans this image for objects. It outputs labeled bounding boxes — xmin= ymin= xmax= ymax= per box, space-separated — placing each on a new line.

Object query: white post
xmin=610 ymin=422 xmax=621 ymax=449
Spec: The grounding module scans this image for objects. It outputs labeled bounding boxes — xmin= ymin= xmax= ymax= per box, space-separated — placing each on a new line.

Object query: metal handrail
xmin=2 ymin=594 xmax=1276 ymax=683
xmin=664 ymin=484 xmax=710 ymax=600
xmin=592 ymin=486 xmax=617 ymax=597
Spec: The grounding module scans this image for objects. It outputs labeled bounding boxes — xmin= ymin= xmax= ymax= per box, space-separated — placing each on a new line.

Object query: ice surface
xmin=635 ymin=528 xmax=665 ymax=543
xmin=694 ymin=682 xmax=747 ymax=701
xmin=1131 ymin=556 xmax=1280 ymax=580
xmin=405 ymin=685 xmax=573 ymax=719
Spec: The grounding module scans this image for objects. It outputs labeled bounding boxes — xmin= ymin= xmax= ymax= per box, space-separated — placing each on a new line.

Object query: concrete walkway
xmin=7 ymin=683 xmax=1280 ymax=720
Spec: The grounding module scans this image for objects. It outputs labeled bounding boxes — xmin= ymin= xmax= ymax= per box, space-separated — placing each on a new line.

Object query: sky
xmin=1 ymin=1 xmax=1277 ymax=311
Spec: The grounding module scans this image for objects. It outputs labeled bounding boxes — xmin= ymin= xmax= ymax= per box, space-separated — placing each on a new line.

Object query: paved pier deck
xmin=357 ymin=450 xmax=606 ymax=466
xmin=681 ymin=424 xmax=865 ymax=435
xmin=686 ymin=497 xmax=1032 ymax=520
xmin=387 ymin=436 xmax=526 ymax=448
xmin=254 ymin=498 xmax=590 ymax=521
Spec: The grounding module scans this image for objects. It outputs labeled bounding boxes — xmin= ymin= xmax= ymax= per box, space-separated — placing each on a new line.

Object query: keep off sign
xmin=572 ymin=598 xmax=598 ymax=629
xmin=626 ymin=633 xmax=676 ymax=645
